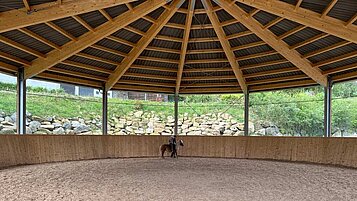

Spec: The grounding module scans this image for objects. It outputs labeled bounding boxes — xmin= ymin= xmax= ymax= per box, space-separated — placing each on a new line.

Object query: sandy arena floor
xmin=0 ymin=158 xmax=356 ymax=201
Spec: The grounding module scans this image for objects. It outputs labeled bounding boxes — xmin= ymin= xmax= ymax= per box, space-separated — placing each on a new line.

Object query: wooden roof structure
xmin=0 ymin=0 xmax=356 ymax=94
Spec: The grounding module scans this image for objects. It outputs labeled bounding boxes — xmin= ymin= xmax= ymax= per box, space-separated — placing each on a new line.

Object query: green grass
xmin=0 ymin=91 xmax=244 ymax=121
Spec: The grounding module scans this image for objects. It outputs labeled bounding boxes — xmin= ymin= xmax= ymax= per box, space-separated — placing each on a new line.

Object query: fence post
xmin=17 ymin=67 xmax=26 ymax=134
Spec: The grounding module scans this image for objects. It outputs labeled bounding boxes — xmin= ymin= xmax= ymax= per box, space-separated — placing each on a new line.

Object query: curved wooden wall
xmin=0 ymin=135 xmax=356 ymax=169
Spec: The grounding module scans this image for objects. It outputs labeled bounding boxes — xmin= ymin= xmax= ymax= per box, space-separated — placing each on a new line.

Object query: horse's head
xmin=179 ymin=139 xmax=184 ymax=146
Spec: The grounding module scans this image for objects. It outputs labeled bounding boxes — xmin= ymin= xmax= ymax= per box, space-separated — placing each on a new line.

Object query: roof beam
xmin=0 ymin=51 xmax=31 ymax=67
xmin=234 ymin=0 xmax=357 ymax=44
xmin=244 ymin=67 xmax=299 ymax=78
xmin=113 ymin=84 xmax=174 ymax=94
xmin=176 ymin=0 xmax=195 ymax=94
xmin=22 ymin=0 xmax=31 ymax=12
xmin=36 ymin=72 xmax=101 ymax=88
xmin=0 ymin=61 xmax=17 ymax=72
xmin=117 ymin=80 xmax=176 ymax=88
xmin=250 ymin=80 xmax=316 ymax=92
xmin=180 ymin=87 xmax=242 ymax=94
xmin=45 ymin=22 xmax=77 ymax=41
xmin=19 ymin=28 xmax=61 ymax=50
xmin=181 ymin=82 xmax=239 ymax=88
xmin=24 ymin=0 xmax=169 ymax=79
xmin=217 ymin=0 xmax=327 ymax=86
xmin=105 ymin=0 xmax=185 ymax=90
xmin=303 ymin=41 xmax=353 ymax=59
xmin=0 ymin=0 xmax=137 ymax=33
xmin=323 ymin=62 xmax=357 ymax=75
xmin=202 ymin=0 xmax=246 ymax=92
xmin=346 ymin=13 xmax=357 ymax=27
xmin=295 ymin=0 xmax=303 ymax=10
xmin=332 ymin=70 xmax=357 ymax=82
xmin=72 ymin=16 xmax=94 ymax=32
xmin=182 ymin=75 xmax=236 ymax=81
xmin=240 ymin=59 xmax=289 ymax=70
xmin=184 ymin=67 xmax=232 ymax=72
xmin=0 ymin=35 xmax=45 ymax=58
xmin=123 ymin=73 xmax=176 ymax=81
xmin=131 ymin=65 xmax=178 ymax=73
xmin=248 ymin=74 xmax=308 ymax=85
xmin=61 ymin=60 xmax=112 ymax=74
xmin=321 ymin=0 xmax=338 ymax=18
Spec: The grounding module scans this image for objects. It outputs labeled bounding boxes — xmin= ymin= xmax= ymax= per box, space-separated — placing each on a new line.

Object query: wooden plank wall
xmin=0 ymin=135 xmax=356 ymax=169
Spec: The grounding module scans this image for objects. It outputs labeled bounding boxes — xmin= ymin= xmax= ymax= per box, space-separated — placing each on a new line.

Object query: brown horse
xmin=160 ymin=140 xmax=184 ymax=158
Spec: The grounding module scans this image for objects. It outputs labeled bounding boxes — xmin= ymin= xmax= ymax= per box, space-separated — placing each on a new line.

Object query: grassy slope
xmin=0 ymin=91 xmax=245 ymax=120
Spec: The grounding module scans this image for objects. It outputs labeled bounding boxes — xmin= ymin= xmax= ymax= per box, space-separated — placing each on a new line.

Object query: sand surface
xmin=0 ymin=158 xmax=356 ymax=201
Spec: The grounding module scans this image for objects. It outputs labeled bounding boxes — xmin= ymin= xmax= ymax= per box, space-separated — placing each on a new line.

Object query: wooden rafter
xmin=313 ymin=51 xmax=357 ymax=68
xmin=72 ymin=16 xmax=94 ymax=32
xmin=37 ymin=72 xmax=101 ymax=88
xmin=19 ymin=28 xmax=61 ymax=50
xmin=0 ymin=61 xmax=17 ymax=72
xmin=278 ymin=25 xmax=306 ymax=40
xmin=295 ymin=0 xmax=303 ymax=10
xmin=323 ymin=62 xmax=357 ymax=75
xmin=45 ymin=22 xmax=77 ymax=41
xmin=202 ymin=0 xmax=246 ymax=92
xmin=217 ymin=0 xmax=327 ymax=86
xmin=0 ymin=35 xmax=45 ymax=58
xmin=61 ymin=60 xmax=113 ymax=74
xmin=250 ymin=80 xmax=316 ymax=92
xmin=131 ymin=65 xmax=177 ymax=73
xmin=22 ymin=0 xmax=31 ymax=11
xmin=182 ymin=75 xmax=236 ymax=81
xmin=248 ymin=74 xmax=308 ymax=86
xmin=180 ymin=87 xmax=242 ymax=94
xmin=0 ymin=0 xmax=138 ymax=33
xmin=0 ymin=51 xmax=31 ymax=67
xmin=234 ymin=0 xmax=357 ymax=44
xmin=244 ymin=67 xmax=299 ymax=79
xmin=113 ymin=85 xmax=174 ymax=94
xmin=24 ymin=0 xmax=169 ymax=79
xmin=99 ymin=9 xmax=113 ymax=22
xmin=117 ymin=80 xmax=176 ymax=88
xmin=240 ymin=59 xmax=290 ymax=70
xmin=181 ymin=82 xmax=239 ymax=88
xmin=303 ymin=41 xmax=353 ymax=59
xmin=176 ymin=0 xmax=195 ymax=94
xmin=76 ymin=53 xmax=119 ymax=66
xmin=105 ymin=0 xmax=185 ymax=90
xmin=346 ymin=13 xmax=357 ymax=27
xmin=321 ymin=0 xmax=338 ymax=18
xmin=332 ymin=71 xmax=357 ymax=82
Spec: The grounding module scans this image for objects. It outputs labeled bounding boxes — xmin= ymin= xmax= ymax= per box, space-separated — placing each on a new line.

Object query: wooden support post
xmin=17 ymin=67 xmax=26 ymax=134
xmin=174 ymin=94 xmax=179 ymax=136
xmin=324 ymin=77 xmax=332 ymax=137
xmin=244 ymin=91 xmax=249 ymax=136
xmin=102 ymin=84 xmax=108 ymax=135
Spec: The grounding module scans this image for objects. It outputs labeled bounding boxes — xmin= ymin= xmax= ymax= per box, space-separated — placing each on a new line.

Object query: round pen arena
xmin=0 ymin=0 xmax=357 ymax=200
xmin=1 ymin=136 xmax=357 ymax=200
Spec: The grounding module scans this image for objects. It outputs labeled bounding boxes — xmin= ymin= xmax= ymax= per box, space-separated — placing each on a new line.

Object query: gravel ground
xmin=0 ymin=158 xmax=356 ymax=201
